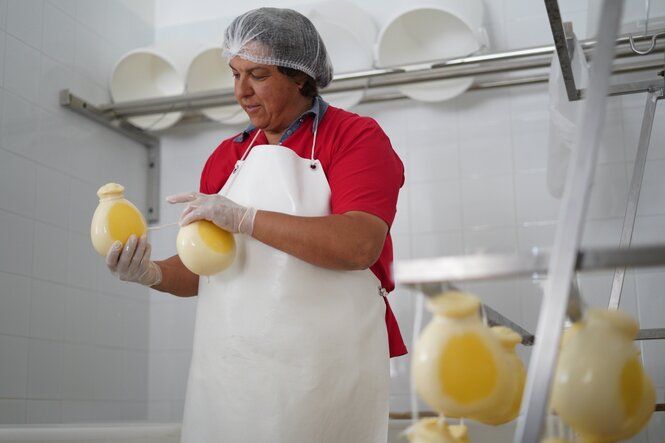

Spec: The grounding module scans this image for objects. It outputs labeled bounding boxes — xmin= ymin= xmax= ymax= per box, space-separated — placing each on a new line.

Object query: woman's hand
xmin=106 ymin=234 xmax=162 ymax=286
xmin=167 ymin=192 xmax=257 ymax=235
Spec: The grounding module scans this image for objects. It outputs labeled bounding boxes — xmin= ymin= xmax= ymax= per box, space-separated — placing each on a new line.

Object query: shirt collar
xmin=233 ymin=96 xmax=329 ymax=143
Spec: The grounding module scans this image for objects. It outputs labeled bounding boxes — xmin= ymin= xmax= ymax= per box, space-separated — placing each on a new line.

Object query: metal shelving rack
xmin=394 ymin=0 xmax=665 ymax=442
xmin=59 ymin=11 xmax=664 ymax=224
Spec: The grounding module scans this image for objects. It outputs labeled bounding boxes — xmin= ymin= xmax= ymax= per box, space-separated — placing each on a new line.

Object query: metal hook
xmin=627 ymin=31 xmax=665 ymax=55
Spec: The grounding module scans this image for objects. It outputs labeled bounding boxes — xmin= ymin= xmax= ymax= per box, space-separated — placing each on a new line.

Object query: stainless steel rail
xmin=394 ymin=245 xmax=665 ymax=285
xmin=86 ymin=29 xmax=664 ymax=119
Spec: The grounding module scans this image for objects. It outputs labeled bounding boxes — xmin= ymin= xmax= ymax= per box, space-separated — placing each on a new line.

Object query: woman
xmin=106 ymin=7 xmax=406 ymax=442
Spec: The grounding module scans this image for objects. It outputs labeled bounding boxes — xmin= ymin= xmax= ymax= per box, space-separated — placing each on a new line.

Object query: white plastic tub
xmin=375 ymin=0 xmax=488 ymax=102
xmin=110 ymin=44 xmax=192 ymax=131
xmin=185 ymin=47 xmax=248 ymax=125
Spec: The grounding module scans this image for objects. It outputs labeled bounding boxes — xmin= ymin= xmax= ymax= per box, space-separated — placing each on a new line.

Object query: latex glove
xmin=166 ymin=192 xmax=256 ymax=235
xmin=106 ymin=234 xmax=162 ymax=286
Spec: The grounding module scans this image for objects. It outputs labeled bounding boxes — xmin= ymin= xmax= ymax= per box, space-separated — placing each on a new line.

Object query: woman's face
xmin=230 ymin=56 xmax=307 ymax=138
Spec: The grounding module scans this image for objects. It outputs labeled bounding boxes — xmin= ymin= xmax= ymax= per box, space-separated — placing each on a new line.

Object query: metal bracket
xmin=545 ymin=0 xmax=581 ymax=101
xmin=59 ymin=89 xmax=161 ymax=224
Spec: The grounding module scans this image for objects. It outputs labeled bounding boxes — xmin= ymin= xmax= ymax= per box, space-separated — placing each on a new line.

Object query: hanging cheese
xmin=551 ymin=308 xmax=655 ymax=443
xmin=412 ymin=292 xmax=518 ymax=420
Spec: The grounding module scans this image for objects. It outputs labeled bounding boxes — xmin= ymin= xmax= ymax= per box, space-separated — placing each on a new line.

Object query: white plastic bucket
xmin=185 ymin=47 xmax=249 ymax=126
xmin=304 ymin=1 xmax=377 ymax=109
xmin=375 ymin=0 xmax=488 ymax=102
xmin=110 ymin=45 xmax=192 ymax=131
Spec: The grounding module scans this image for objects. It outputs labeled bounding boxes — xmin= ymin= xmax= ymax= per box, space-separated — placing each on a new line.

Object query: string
xmin=147 ymin=222 xmax=180 ymax=231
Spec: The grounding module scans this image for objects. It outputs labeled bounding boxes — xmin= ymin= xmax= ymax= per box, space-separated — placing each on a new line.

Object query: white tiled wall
xmin=2 ymin=0 xmax=664 ymax=440
xmin=0 ymin=0 xmax=154 ymax=424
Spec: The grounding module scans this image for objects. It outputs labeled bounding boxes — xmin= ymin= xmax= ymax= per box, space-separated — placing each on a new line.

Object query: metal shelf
xmin=394 ymin=245 xmax=665 ymax=285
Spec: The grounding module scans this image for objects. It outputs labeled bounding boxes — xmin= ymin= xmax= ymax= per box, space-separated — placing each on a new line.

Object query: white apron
xmin=180 ymin=131 xmax=390 ymax=443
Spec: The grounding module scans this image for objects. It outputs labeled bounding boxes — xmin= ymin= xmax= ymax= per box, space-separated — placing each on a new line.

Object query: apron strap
xmin=240 ymin=129 xmax=263 ymax=162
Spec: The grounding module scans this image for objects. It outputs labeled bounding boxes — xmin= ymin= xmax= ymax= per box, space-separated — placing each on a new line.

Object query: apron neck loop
xmin=240 ymin=129 xmax=263 ymax=162
xmin=309 ymin=126 xmax=318 ymax=169
xmin=241 ymin=126 xmax=319 ymax=169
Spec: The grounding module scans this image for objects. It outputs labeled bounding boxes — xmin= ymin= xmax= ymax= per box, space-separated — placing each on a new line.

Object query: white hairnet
xmin=222 ymin=7 xmax=334 ymax=88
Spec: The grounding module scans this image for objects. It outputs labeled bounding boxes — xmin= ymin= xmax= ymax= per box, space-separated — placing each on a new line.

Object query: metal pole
xmin=608 ymin=91 xmax=661 ymax=309
xmin=514 ymin=1 xmax=623 ymax=441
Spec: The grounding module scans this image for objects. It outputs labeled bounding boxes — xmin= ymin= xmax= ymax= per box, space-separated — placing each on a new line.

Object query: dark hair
xmin=277 ymin=66 xmax=319 ymax=98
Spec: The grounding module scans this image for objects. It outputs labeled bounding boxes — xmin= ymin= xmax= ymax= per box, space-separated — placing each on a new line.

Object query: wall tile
xmin=67 ymin=231 xmax=97 ymax=290
xmin=632 ymin=215 xmax=665 ymax=246
xmin=29 ymin=279 xmax=66 ymax=340
xmin=411 ymin=231 xmax=464 ymax=258
xmin=68 ymin=177 xmax=97 ymax=235
xmin=0 ymin=399 xmax=26 ymax=424
xmin=37 ymin=109 xmax=78 ymax=173
xmin=512 ymin=130 xmax=549 ymax=172
xmin=39 ymin=56 xmax=74 ymax=113
xmin=124 ymin=299 xmax=149 ymax=351
xmin=74 ymin=23 xmax=107 ymax=86
xmin=517 ymin=223 xmax=556 ymax=252
xmin=408 ymin=144 xmax=459 ymax=183
xmin=95 ymin=293 xmax=125 ymax=348
xmin=42 ymin=2 xmax=75 ymax=68
xmin=3 ymin=34 xmax=40 ymax=104
xmin=6 ymin=0 xmax=43 ymax=49
xmin=123 ymin=350 xmax=149 ymax=401
xmin=634 ymin=270 xmax=665 ymax=330
xmin=64 ymin=287 xmax=97 ymax=345
xmin=34 ymin=164 xmax=70 ymax=229
xmin=505 ymin=14 xmax=553 ymax=49
xmin=637 ymin=159 xmax=665 ymax=216
xmin=391 ymin=234 xmax=411 ymax=260
xmin=623 ymin=101 xmax=665 ymax=161
xmin=587 ymin=163 xmax=629 ymax=220
xmin=461 ymin=174 xmax=516 ymax=229
xmin=47 ymin=0 xmax=76 ymax=19
xmin=62 ymin=343 xmax=95 ymax=400
xmin=464 ymin=227 xmax=518 ymax=254
xmin=0 ymin=91 xmax=40 ymax=156
xmin=391 ymin=190 xmax=410 ymax=236
xmin=0 ymin=211 xmax=34 ymax=276
xmin=0 ymin=0 xmax=7 ymax=30
xmin=61 ymin=400 xmax=95 ymax=423
xmin=26 ymin=399 xmax=62 ymax=423
xmin=509 ymin=83 xmax=549 ymax=135
xmin=597 ymin=107 xmax=625 ymax=165
xmin=457 ymin=89 xmax=512 ymax=139
xmin=148 ymin=351 xmax=173 ymax=402
xmin=580 ymin=218 xmax=622 ymax=248
xmin=460 ymin=133 xmax=513 ymax=177
xmin=75 ymin=0 xmax=108 ymax=39
xmin=642 ymin=340 xmax=665 ymax=389
xmin=92 ymin=347 xmax=124 ymax=401
xmin=0 ymin=334 xmax=29 ymax=397
xmin=27 ymin=338 xmax=63 ymax=399
xmin=409 ymin=181 xmax=462 ymax=234
xmin=32 ymin=222 xmax=68 ymax=284
xmin=0 ymin=272 xmax=31 ymax=336
xmin=0 ymin=29 xmax=5 ymax=87
xmin=0 ymin=149 xmax=37 ymax=218
xmin=515 ymin=170 xmax=561 ymax=224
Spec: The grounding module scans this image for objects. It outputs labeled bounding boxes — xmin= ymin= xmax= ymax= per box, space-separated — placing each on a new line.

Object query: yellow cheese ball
xmin=91 ymin=183 xmax=147 ymax=256
xmin=176 ymin=220 xmax=236 ymax=276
